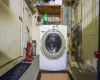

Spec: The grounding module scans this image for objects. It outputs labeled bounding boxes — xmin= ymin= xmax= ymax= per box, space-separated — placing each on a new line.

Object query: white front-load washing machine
xmin=40 ymin=25 xmax=67 ymax=71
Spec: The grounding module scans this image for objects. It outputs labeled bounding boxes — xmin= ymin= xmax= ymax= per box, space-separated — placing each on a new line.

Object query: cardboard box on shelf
xmin=48 ymin=17 xmax=60 ymax=22
xmin=55 ymin=0 xmax=62 ymax=5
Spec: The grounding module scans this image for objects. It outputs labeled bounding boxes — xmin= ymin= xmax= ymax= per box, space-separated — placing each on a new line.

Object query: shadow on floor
xmin=68 ymin=56 xmax=97 ymax=80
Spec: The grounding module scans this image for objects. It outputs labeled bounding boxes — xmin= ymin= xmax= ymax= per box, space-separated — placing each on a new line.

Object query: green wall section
xmin=74 ymin=0 xmax=99 ymax=68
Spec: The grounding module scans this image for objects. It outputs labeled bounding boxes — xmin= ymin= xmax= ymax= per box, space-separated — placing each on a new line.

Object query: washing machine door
xmin=42 ymin=29 xmax=66 ymax=59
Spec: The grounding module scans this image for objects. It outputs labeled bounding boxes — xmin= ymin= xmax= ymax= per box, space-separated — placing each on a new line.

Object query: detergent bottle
xmin=43 ymin=13 xmax=48 ymax=24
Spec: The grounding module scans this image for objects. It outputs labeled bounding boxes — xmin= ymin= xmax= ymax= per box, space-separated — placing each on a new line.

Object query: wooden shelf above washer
xmin=36 ymin=5 xmax=61 ymax=15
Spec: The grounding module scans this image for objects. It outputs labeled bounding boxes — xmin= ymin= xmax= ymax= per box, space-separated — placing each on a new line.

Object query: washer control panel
xmin=52 ymin=25 xmax=59 ymax=29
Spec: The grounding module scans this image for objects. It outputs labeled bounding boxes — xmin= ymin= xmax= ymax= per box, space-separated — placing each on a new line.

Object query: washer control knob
xmin=52 ymin=26 xmax=55 ymax=28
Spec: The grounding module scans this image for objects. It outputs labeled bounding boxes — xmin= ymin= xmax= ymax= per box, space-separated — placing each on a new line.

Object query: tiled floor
xmin=20 ymin=56 xmax=39 ymax=80
xmin=68 ymin=56 xmax=97 ymax=80
xmin=20 ymin=55 xmax=96 ymax=80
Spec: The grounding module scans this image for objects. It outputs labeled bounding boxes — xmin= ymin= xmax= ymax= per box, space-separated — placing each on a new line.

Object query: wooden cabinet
xmin=36 ymin=5 xmax=62 ymax=24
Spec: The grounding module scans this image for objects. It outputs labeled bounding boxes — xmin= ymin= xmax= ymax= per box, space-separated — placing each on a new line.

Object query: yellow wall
xmin=74 ymin=0 xmax=99 ymax=68
xmin=0 ymin=0 xmax=32 ymax=76
xmin=0 ymin=0 xmax=22 ymax=76
xmin=74 ymin=1 xmax=82 ymax=26
xmin=22 ymin=1 xmax=33 ymax=58
xmin=0 ymin=0 xmax=22 ymax=67
xmin=32 ymin=12 xmax=40 ymax=55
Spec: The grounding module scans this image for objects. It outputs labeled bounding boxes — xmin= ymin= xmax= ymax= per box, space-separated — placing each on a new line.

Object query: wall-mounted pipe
xmin=97 ymin=0 xmax=100 ymax=80
xmin=98 ymin=0 xmax=100 ymax=53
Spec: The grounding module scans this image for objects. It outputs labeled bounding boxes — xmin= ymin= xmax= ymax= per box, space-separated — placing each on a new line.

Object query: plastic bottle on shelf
xmin=43 ymin=13 xmax=48 ymax=24
xmin=37 ymin=2 xmax=43 ymax=6
xmin=49 ymin=0 xmax=55 ymax=5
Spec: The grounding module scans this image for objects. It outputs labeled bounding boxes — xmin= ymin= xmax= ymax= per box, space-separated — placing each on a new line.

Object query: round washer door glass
xmin=42 ymin=30 xmax=66 ymax=59
xmin=45 ymin=33 xmax=61 ymax=54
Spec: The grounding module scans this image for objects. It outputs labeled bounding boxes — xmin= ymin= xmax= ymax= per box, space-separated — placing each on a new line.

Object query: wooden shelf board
xmin=36 ymin=5 xmax=61 ymax=15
